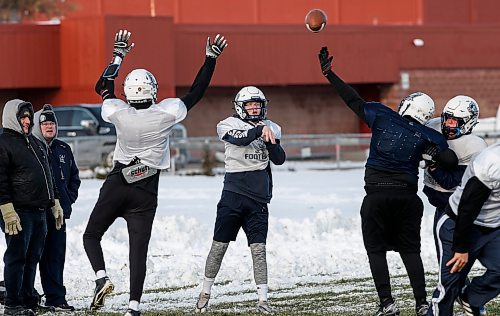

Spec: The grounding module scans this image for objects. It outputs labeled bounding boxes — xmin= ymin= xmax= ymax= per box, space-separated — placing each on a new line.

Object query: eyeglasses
xmin=41 ymin=122 xmax=56 ymax=127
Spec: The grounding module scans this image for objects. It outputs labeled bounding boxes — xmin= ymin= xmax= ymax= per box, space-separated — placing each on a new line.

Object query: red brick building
xmin=1 ymin=0 xmax=500 ymax=136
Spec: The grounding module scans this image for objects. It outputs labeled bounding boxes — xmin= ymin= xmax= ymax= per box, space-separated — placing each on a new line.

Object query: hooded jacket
xmin=0 ymin=99 xmax=57 ymax=209
xmin=33 ymin=105 xmax=81 ymax=218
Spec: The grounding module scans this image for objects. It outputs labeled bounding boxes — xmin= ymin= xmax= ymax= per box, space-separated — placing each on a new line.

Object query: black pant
xmin=1 ymin=209 xmax=47 ymax=307
xmin=39 ymin=210 xmax=67 ymax=306
xmin=83 ymin=172 xmax=157 ymax=302
xmin=360 ymin=190 xmax=426 ymax=303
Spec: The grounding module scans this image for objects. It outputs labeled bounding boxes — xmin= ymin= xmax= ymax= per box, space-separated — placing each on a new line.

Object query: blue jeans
xmin=1 ymin=209 xmax=47 ymax=307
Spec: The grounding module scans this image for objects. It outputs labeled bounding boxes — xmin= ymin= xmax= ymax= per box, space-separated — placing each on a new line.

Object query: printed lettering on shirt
xmin=227 ymin=129 xmax=248 ymax=138
xmin=244 ymin=139 xmax=267 ymax=160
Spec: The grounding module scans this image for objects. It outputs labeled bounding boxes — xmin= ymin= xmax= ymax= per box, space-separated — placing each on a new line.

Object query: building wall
xmin=178 ymin=85 xmax=365 ymax=137
xmin=382 ymin=69 xmax=500 ymax=118
xmin=53 ymin=15 xmax=176 ymax=105
xmin=3 ymin=0 xmax=500 ymax=133
xmin=67 ymin=0 xmax=423 ymax=25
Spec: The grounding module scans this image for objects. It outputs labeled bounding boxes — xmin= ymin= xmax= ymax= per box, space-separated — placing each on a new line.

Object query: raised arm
xmin=180 ymin=34 xmax=228 ymax=111
xmin=95 ymin=29 xmax=135 ymax=100
xmin=318 ymin=47 xmax=367 ymax=122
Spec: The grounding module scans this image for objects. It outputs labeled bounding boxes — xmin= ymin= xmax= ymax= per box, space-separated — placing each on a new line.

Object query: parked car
xmin=53 ymin=104 xmax=189 ymax=169
xmin=53 ymin=104 xmax=117 ymax=169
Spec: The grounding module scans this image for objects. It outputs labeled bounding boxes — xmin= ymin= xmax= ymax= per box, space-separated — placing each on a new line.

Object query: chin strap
xmin=129 ymin=100 xmax=153 ymax=109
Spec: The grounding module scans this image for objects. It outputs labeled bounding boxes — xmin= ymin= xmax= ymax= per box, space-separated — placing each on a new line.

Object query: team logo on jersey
xmin=245 ymin=140 xmax=268 ymax=160
xmin=59 ymin=154 xmax=66 ymax=163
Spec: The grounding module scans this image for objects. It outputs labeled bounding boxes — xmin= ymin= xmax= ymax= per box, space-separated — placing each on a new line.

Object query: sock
xmin=96 ymin=270 xmax=107 ymax=279
xmin=257 ymin=284 xmax=268 ymax=302
xmin=128 ymin=300 xmax=139 ymax=311
xmin=202 ymin=277 xmax=215 ymax=294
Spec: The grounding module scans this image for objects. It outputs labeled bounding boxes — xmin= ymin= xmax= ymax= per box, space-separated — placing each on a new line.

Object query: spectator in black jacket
xmin=0 ymin=99 xmax=64 ymax=316
xmin=33 ymin=104 xmax=81 ymax=312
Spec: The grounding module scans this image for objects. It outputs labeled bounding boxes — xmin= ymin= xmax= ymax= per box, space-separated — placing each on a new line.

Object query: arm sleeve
xmin=266 ymin=140 xmax=286 ymax=165
xmin=434 ymin=148 xmax=458 ymax=170
xmin=180 ymin=57 xmax=216 ymax=111
xmin=67 ymin=150 xmax=81 ymax=204
xmin=95 ymin=72 xmax=116 ymax=101
xmin=324 ymin=70 xmax=367 ymax=122
xmin=452 ymin=176 xmax=492 ymax=253
xmin=222 ymin=126 xmax=264 ymax=146
xmin=427 ymin=165 xmax=467 ymax=190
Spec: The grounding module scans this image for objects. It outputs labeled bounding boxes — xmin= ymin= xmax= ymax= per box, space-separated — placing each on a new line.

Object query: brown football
xmin=305 ymin=9 xmax=327 ymax=33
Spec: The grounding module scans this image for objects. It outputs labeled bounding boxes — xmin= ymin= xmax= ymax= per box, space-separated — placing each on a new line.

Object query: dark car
xmin=53 ymin=104 xmax=117 ymax=169
xmin=53 ymin=104 xmax=189 ymax=169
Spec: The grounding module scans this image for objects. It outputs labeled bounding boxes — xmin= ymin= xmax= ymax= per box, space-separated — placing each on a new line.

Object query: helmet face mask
xmin=441 ymin=95 xmax=479 ymax=139
xmin=398 ymin=92 xmax=435 ymax=124
xmin=233 ymin=86 xmax=268 ymax=121
xmin=123 ymin=69 xmax=158 ymax=107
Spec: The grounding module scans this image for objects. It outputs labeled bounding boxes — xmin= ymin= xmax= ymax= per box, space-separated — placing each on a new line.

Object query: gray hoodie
xmin=2 ymin=99 xmax=34 ymax=135
xmin=33 ymin=104 xmax=59 ymax=146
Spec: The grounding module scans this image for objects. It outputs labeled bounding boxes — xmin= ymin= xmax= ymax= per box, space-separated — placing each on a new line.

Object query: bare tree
xmin=0 ymin=0 xmax=76 ymax=23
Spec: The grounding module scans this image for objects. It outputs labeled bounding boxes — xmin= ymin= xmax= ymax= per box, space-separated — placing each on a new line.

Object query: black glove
xmin=206 ymin=34 xmax=228 ymax=59
xmin=422 ymin=145 xmax=439 ymax=168
xmin=113 ymin=29 xmax=135 ymax=59
xmin=318 ymin=46 xmax=333 ymax=76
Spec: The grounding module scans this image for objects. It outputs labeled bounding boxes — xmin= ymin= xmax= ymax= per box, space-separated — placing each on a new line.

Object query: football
xmin=305 ymin=9 xmax=327 ymax=33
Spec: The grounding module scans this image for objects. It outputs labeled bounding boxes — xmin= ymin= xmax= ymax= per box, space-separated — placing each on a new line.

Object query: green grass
xmin=73 ymin=272 xmax=499 ymax=315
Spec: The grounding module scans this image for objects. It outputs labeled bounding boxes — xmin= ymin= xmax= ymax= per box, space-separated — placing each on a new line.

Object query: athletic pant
xmin=429 ymin=213 xmax=500 ymax=315
xmin=361 ymin=190 xmax=426 ymax=303
xmin=83 ymin=172 xmax=157 ymax=302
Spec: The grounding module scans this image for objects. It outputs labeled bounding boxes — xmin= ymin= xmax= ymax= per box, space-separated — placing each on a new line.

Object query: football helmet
xmin=232 ymin=86 xmax=268 ymax=121
xmin=123 ymin=69 xmax=158 ymax=106
xmin=441 ymin=95 xmax=479 ymax=139
xmin=398 ymin=92 xmax=435 ymax=124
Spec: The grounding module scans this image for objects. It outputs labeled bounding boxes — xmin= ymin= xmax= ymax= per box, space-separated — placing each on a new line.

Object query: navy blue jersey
xmin=364 ymin=102 xmax=448 ymax=177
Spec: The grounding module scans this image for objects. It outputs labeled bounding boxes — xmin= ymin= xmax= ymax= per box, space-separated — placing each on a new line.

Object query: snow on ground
xmin=0 ymin=161 xmax=472 ymax=311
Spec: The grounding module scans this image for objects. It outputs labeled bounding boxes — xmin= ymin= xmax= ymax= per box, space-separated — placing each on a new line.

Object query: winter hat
xmin=18 ymin=102 xmax=33 ymax=119
xmin=39 ymin=104 xmax=56 ymax=123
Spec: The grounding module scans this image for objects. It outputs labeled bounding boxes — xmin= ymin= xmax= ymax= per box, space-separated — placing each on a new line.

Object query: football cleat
xmin=195 ymin=292 xmax=210 ymax=313
xmin=90 ymin=276 xmax=114 ymax=310
xmin=257 ymin=300 xmax=274 ymax=314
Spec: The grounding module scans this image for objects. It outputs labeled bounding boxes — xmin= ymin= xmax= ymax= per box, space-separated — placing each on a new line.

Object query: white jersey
xmin=448 ymin=142 xmax=500 ymax=228
xmin=423 ymin=118 xmax=487 ymax=192
xmin=102 ymin=98 xmax=187 ymax=169
xmin=217 ymin=116 xmax=282 ymax=173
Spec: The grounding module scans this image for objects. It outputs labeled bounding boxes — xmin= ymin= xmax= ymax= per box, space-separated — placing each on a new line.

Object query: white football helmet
xmin=123 ymin=69 xmax=158 ymax=105
xmin=398 ymin=92 xmax=435 ymax=124
xmin=232 ymin=86 xmax=268 ymax=121
xmin=441 ymin=95 xmax=479 ymax=139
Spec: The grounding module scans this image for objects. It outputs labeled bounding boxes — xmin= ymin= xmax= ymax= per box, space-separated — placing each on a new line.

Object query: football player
xmin=318 ymin=46 xmax=458 ymax=316
xmin=195 ymin=86 xmax=285 ymax=314
xmin=83 ymin=29 xmax=227 ymax=316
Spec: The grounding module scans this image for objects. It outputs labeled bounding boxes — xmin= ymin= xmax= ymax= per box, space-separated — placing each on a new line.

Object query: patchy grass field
xmin=71 ymin=272 xmax=498 ymax=315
